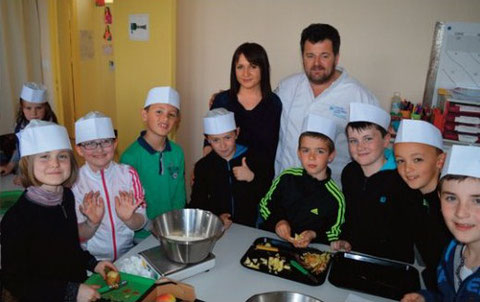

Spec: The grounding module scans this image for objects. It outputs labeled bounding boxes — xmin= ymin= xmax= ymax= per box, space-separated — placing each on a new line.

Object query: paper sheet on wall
xmin=423 ymin=22 xmax=480 ymax=107
xmin=79 ymin=30 xmax=94 ymax=60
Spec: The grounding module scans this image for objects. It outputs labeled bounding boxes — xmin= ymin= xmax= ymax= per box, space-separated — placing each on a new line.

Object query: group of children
xmin=1 ymin=84 xmax=186 ymax=301
xmin=189 ymin=99 xmax=480 ymax=301
xmin=1 ymin=82 xmax=480 ymax=301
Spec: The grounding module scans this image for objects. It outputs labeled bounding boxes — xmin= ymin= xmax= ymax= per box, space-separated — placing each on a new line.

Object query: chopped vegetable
xmin=300 ymin=252 xmax=331 ymax=274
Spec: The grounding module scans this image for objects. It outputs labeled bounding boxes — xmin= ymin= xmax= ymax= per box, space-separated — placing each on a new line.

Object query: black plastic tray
xmin=240 ymin=237 xmax=332 ymax=286
xmin=328 ymin=252 xmax=421 ymax=300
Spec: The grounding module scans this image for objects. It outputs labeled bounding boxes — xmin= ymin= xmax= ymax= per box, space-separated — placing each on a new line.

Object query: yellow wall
xmin=73 ymin=0 xmax=117 ymax=125
xmin=50 ymin=0 xmax=74 ymax=135
xmin=113 ymin=0 xmax=176 ymax=153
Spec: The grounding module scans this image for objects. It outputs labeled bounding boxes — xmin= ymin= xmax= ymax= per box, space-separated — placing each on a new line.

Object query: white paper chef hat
xmin=301 ymin=114 xmax=337 ymax=142
xmin=75 ymin=111 xmax=115 ymax=144
xmin=17 ymin=120 xmax=71 ymax=157
xmin=394 ymin=119 xmax=443 ymax=150
xmin=20 ymin=82 xmax=47 ymax=103
xmin=441 ymin=145 xmax=480 ymax=179
xmin=203 ymin=108 xmax=236 ymax=135
xmin=349 ymin=103 xmax=391 ymax=131
xmin=144 ymin=86 xmax=180 ymax=109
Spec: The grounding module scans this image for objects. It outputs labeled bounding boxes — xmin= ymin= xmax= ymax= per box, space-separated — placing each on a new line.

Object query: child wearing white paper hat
xmin=394 ymin=119 xmax=446 ymax=193
xmin=331 ymin=103 xmax=428 ymax=265
xmin=72 ymin=111 xmax=147 ymax=261
xmin=394 ymin=119 xmax=451 ymax=290
xmin=120 ymin=86 xmax=186 ymax=236
xmin=259 ymin=114 xmax=345 ymax=248
xmin=0 ymin=82 xmax=58 ymax=177
xmin=402 ymin=145 xmax=480 ymax=302
xmin=189 ymin=108 xmax=272 ymax=228
xmin=0 ymin=120 xmax=116 ymax=301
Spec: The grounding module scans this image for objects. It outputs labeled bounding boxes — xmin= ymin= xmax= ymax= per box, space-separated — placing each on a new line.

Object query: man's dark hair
xmin=230 ymin=42 xmax=272 ymax=99
xmin=300 ymin=24 xmax=340 ymax=55
xmin=346 ymin=121 xmax=388 ymax=138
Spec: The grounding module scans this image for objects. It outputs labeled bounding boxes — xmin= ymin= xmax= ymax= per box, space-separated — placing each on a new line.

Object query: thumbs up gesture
xmin=232 ymin=157 xmax=255 ymax=182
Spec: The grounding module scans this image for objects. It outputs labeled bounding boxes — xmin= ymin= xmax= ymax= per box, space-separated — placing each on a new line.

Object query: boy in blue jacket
xmin=402 ymin=145 xmax=480 ymax=302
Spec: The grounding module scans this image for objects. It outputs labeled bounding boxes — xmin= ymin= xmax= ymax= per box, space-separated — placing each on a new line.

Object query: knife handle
xmin=290 ymin=260 xmax=318 ymax=283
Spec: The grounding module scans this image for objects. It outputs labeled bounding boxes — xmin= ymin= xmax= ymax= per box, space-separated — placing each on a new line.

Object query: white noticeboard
xmin=423 ymin=22 xmax=480 ymax=107
xmin=129 ymin=14 xmax=149 ymax=41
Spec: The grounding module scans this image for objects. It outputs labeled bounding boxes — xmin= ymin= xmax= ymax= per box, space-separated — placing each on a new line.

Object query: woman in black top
xmin=207 ymin=42 xmax=282 ymax=177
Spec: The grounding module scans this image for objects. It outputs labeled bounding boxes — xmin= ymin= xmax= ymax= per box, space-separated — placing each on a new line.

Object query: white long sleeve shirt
xmin=274 ymin=67 xmax=379 ymax=185
xmin=72 ymin=162 xmax=147 ymax=261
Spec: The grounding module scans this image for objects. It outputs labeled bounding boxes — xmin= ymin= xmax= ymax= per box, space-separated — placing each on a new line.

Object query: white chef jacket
xmin=274 ymin=67 xmax=379 ymax=185
xmin=72 ymin=161 xmax=147 ymax=261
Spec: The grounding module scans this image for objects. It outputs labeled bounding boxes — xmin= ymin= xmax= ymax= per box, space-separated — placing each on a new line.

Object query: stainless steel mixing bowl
xmin=246 ymin=291 xmax=324 ymax=302
xmin=152 ymin=208 xmax=224 ymax=263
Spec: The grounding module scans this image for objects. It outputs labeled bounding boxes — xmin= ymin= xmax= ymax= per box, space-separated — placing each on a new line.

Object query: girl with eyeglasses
xmin=72 ymin=112 xmax=147 ymax=262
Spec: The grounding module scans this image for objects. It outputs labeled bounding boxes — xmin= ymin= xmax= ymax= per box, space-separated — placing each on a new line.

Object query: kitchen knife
xmin=98 ymin=280 xmax=128 ymax=294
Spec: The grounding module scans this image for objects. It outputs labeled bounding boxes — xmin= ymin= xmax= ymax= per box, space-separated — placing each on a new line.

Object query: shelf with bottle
xmin=390 ymin=92 xmax=433 ymax=133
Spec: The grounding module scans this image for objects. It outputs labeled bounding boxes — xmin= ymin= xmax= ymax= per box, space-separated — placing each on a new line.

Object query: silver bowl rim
xmin=246 ymin=291 xmax=324 ymax=302
xmin=154 ymin=208 xmax=225 ymax=243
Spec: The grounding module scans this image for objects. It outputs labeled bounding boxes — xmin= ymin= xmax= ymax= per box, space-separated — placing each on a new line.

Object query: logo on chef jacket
xmin=310 ymin=208 xmax=319 ymax=215
xmin=329 ymin=105 xmax=347 ymax=120
xmin=379 ymin=196 xmax=387 ymax=203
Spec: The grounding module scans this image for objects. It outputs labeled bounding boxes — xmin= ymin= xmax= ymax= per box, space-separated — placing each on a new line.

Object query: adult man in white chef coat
xmin=275 ymin=23 xmax=379 ymax=185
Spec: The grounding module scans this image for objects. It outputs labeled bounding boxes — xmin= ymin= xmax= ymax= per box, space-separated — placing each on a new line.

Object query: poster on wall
xmin=129 ymin=14 xmax=149 ymax=41
xmin=79 ymin=30 xmax=94 ymax=60
xmin=423 ymin=22 xmax=480 ymax=107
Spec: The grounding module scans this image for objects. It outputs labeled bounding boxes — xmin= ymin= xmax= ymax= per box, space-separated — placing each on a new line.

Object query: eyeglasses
xmin=80 ymin=139 xmax=114 ymax=150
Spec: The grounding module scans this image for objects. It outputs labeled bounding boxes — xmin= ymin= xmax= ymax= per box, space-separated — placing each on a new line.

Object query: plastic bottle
xmin=391 ymin=92 xmax=402 ymax=114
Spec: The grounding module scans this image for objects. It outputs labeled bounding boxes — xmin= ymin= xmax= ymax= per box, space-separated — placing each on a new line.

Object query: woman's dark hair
xmin=15 ymin=99 xmax=58 ymax=128
xmin=229 ymin=42 xmax=272 ymax=98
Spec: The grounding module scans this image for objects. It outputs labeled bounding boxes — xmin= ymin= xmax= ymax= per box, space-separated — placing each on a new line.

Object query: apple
xmin=105 ymin=270 xmax=120 ymax=286
xmin=155 ymin=293 xmax=176 ymax=302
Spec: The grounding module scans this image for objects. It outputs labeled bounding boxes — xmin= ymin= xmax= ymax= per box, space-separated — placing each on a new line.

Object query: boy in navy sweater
xmin=190 ymin=108 xmax=271 ymax=228
xmin=394 ymin=119 xmax=452 ymax=289
xmin=331 ymin=103 xmax=424 ymax=264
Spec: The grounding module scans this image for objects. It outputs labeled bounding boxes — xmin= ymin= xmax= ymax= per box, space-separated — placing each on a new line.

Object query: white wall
xmin=0 ymin=0 xmax=49 ymax=135
xmin=176 ymin=0 xmax=480 ymax=195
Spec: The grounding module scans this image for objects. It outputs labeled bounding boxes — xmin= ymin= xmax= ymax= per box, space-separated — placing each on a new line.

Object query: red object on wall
xmin=103 ymin=25 xmax=112 ymax=41
xmin=105 ymin=7 xmax=112 ymax=24
xmin=96 ymin=0 xmax=105 ymax=7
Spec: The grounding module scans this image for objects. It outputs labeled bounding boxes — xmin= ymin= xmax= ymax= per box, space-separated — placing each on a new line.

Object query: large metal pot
xmin=246 ymin=291 xmax=324 ymax=302
xmin=152 ymin=209 xmax=224 ymax=263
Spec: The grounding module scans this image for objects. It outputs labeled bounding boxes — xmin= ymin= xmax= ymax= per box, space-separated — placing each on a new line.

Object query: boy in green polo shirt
xmin=120 ymin=86 xmax=186 ymax=238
